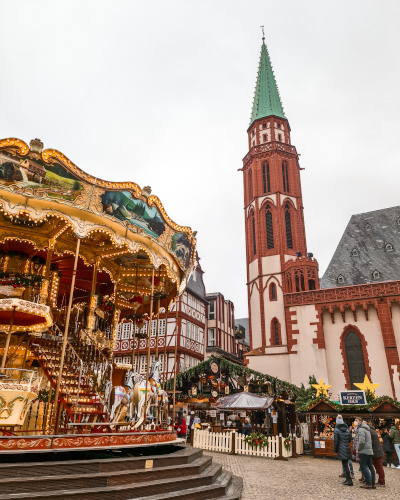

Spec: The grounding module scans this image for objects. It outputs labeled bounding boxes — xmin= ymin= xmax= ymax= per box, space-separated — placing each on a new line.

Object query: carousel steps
xmin=0 ymin=448 xmax=242 ymax=500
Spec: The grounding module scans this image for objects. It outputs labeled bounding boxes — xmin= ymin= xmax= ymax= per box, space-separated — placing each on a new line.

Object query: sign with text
xmin=339 ymin=390 xmax=366 ymax=405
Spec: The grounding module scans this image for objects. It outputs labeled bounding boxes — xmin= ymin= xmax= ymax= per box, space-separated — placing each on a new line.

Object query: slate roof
xmin=186 ymin=268 xmax=207 ymax=302
xmin=321 ymin=205 xmax=400 ymax=289
xmin=250 ymin=39 xmax=286 ymax=126
xmin=235 ymin=318 xmax=250 ymax=347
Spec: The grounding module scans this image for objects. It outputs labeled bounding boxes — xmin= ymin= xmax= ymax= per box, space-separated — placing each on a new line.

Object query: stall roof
xmin=211 ymin=392 xmax=274 ymax=411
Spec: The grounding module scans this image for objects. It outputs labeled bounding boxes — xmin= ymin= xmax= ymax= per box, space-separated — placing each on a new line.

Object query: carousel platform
xmin=0 ymin=445 xmax=243 ymax=499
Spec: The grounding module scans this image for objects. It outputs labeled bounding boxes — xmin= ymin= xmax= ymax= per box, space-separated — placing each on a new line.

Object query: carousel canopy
xmin=211 ymin=392 xmax=274 ymax=411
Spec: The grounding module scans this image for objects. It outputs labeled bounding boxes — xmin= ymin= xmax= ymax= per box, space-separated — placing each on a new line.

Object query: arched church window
xmin=270 ymin=283 xmax=277 ymax=301
xmin=262 ymin=162 xmax=270 ymax=193
xmin=271 ymin=319 xmax=280 ymax=345
xmin=337 ymin=275 xmax=345 ymax=284
xmin=344 ymin=331 xmax=367 ymax=390
xmin=265 ymin=206 xmax=274 ymax=249
xmin=248 ymin=170 xmax=253 ymax=201
xmin=284 ymin=204 xmax=293 ymax=249
xmin=252 ymin=215 xmax=256 ymax=256
xmin=282 ymin=162 xmax=289 ymax=192
xmin=308 ymin=279 xmax=316 ymax=290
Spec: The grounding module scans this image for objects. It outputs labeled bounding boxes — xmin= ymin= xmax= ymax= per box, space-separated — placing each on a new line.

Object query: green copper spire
xmin=250 ymin=38 xmax=286 ymax=125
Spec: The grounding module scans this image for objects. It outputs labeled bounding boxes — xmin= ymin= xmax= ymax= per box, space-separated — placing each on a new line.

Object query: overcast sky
xmin=1 ymin=1 xmax=400 ymax=318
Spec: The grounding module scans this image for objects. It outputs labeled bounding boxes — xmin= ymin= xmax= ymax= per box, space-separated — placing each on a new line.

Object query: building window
xmin=208 ymin=328 xmax=216 ymax=347
xmin=372 ymin=270 xmax=380 ymax=280
xmin=337 ymin=275 xmax=345 ymax=284
xmin=208 ymin=301 xmax=215 ymax=320
xmin=308 ymin=279 xmax=316 ymax=290
xmin=351 ymin=249 xmax=359 ymax=257
xmin=262 ymin=161 xmax=270 ymax=193
xmin=278 ymin=134 xmax=282 ymax=141
xmin=252 ymin=215 xmax=256 ymax=255
xmin=265 ymin=208 xmax=274 ymax=249
xmin=282 ymin=162 xmax=289 ymax=192
xmin=385 ymin=243 xmax=393 ymax=252
xmin=263 ymin=123 xmax=266 ymax=129
xmin=344 ymin=331 xmax=367 ymax=390
xmin=365 ymin=223 xmax=371 ymax=231
xmin=284 ymin=204 xmax=293 ymax=249
xmin=248 ymin=170 xmax=253 ymax=201
xmin=270 ymin=282 xmax=277 ymax=301
xmin=271 ymin=319 xmax=280 ymax=346
xmin=263 ymin=134 xmax=267 ymax=141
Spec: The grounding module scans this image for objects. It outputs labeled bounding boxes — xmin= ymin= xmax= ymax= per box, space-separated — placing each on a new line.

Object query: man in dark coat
xmin=334 ymin=415 xmax=353 ymax=486
xmin=381 ymin=427 xmax=394 ymax=468
xmin=369 ymin=425 xmax=385 ymax=486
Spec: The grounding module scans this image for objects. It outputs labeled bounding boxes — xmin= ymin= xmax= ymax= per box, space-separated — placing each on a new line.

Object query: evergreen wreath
xmin=283 ymin=436 xmax=291 ymax=452
xmin=244 ymin=432 xmax=269 ymax=449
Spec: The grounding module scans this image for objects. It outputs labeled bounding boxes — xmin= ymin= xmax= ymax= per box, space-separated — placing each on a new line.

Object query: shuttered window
xmin=282 ymin=162 xmax=289 ymax=192
xmin=252 ymin=216 xmax=256 ymax=255
xmin=262 ymin=162 xmax=270 ymax=193
xmin=265 ymin=209 xmax=274 ymax=249
xmin=285 ymin=205 xmax=293 ymax=249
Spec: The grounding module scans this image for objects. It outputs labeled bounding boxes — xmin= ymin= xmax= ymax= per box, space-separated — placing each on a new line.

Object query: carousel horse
xmin=131 ymin=357 xmax=164 ymax=429
xmin=108 ymin=371 xmax=136 ymax=422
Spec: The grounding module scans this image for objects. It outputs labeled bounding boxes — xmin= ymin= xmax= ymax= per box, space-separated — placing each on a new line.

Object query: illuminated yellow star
xmin=312 ymin=378 xmax=332 ymax=397
xmin=354 ymin=375 xmax=380 ymax=397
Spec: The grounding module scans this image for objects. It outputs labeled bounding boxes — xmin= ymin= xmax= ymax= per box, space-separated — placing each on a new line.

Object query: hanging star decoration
xmin=312 ymin=378 xmax=332 ymax=397
xmin=354 ymin=375 xmax=380 ymax=397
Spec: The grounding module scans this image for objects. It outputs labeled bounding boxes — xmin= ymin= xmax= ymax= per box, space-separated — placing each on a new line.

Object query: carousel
xmin=0 ymin=137 xmax=196 ymax=452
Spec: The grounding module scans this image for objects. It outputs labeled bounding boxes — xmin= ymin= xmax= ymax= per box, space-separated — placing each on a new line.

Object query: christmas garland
xmin=283 ymin=436 xmax=291 ymax=452
xmin=244 ymin=432 xmax=269 ymax=449
xmin=165 ymin=356 xmax=299 ymax=396
xmin=0 ymin=271 xmax=44 ymax=287
xmin=98 ymin=295 xmax=114 ymax=312
xmin=297 ymin=394 xmax=400 ymax=413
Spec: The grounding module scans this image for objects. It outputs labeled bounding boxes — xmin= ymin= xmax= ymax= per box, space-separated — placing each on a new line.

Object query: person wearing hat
xmin=175 ymin=410 xmax=187 ymax=438
xmin=334 ymin=414 xmax=353 ymax=486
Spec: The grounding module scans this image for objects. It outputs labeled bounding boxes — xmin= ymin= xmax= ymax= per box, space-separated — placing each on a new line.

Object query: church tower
xmin=242 ymin=36 xmax=319 ymax=354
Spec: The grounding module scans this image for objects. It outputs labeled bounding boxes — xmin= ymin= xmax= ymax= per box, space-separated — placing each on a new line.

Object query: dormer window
xmin=365 ymin=223 xmax=371 ymax=231
xmin=351 ymin=249 xmax=359 ymax=257
xmin=385 ymin=243 xmax=393 ymax=252
xmin=337 ymin=275 xmax=345 ymax=284
xmin=397 ymin=217 xmax=400 ymax=226
xmin=372 ymin=270 xmax=380 ymax=280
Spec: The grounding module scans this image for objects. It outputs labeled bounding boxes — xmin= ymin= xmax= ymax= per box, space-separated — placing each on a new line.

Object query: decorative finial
xmin=260 ymin=25 xmax=265 ymax=42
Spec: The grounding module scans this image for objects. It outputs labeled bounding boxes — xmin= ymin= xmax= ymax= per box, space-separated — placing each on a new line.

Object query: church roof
xmin=321 ymin=205 xmax=400 ymax=288
xmin=186 ymin=268 xmax=207 ymax=302
xmin=250 ymin=39 xmax=286 ymax=126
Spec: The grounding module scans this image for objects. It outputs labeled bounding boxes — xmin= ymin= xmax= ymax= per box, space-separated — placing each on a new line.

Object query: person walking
xmin=334 ymin=414 xmax=353 ymax=486
xmin=390 ymin=422 xmax=400 ymax=468
xmin=381 ymin=427 xmax=394 ymax=468
xmin=369 ymin=424 xmax=385 ymax=487
xmin=357 ymin=418 xmax=376 ymax=489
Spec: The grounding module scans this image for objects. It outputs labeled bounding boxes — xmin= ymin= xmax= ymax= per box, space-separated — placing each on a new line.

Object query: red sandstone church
xmin=242 ymin=37 xmax=400 ymax=400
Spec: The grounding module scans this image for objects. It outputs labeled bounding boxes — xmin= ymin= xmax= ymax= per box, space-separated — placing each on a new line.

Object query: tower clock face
xmin=210 ymin=361 xmax=219 ymax=374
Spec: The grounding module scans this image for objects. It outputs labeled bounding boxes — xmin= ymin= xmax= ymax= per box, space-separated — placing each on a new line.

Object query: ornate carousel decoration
xmin=0 ymin=137 xmax=196 ymax=437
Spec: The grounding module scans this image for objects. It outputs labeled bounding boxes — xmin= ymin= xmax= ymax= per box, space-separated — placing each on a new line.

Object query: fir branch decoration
xmin=244 ymin=432 xmax=269 ymax=449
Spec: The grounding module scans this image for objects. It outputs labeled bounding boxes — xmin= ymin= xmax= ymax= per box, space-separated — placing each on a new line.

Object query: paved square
xmin=203 ymin=451 xmax=400 ymax=500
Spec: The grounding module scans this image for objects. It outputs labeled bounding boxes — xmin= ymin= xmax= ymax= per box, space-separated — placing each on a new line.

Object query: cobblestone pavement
xmin=202 ymin=451 xmax=400 ymax=500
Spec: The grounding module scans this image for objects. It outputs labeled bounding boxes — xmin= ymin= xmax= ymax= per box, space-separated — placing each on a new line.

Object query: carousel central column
xmin=87 ymin=257 xmax=100 ymax=332
xmin=172 ymin=297 xmax=180 ymax=423
xmin=40 ymin=244 xmax=54 ymax=305
xmin=54 ymin=237 xmax=81 ymax=434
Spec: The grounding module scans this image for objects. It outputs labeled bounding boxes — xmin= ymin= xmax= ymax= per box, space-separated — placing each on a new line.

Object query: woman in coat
xmin=334 ymin=415 xmax=353 ymax=486
xmin=381 ymin=427 xmax=394 ymax=468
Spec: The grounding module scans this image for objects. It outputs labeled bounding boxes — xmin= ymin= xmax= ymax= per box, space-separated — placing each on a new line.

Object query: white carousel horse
xmin=109 ymin=371 xmax=136 ymax=422
xmin=131 ymin=357 xmax=165 ymax=429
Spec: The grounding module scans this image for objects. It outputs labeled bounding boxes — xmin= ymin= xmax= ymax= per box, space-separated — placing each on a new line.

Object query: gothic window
xmin=344 ymin=331 xmax=367 ymax=390
xmin=265 ymin=206 xmax=274 ymax=249
xmin=286 ymin=272 xmax=292 ymax=293
xmin=282 ymin=162 xmax=289 ymax=192
xmin=262 ymin=161 xmax=270 ymax=193
xmin=263 ymin=134 xmax=267 ymax=141
xmin=337 ymin=275 xmax=345 ymax=284
xmin=263 ymin=123 xmax=266 ymax=129
xmin=372 ymin=270 xmax=380 ymax=280
xmin=252 ymin=215 xmax=256 ymax=255
xmin=248 ymin=170 xmax=253 ymax=201
xmin=284 ymin=204 xmax=293 ymax=249
xmin=271 ymin=319 xmax=280 ymax=346
xmin=270 ymin=282 xmax=277 ymax=301
xmin=278 ymin=134 xmax=282 ymax=141
xmin=365 ymin=223 xmax=371 ymax=231
xmin=385 ymin=243 xmax=393 ymax=252
xmin=351 ymin=249 xmax=359 ymax=257
xmin=308 ymin=279 xmax=316 ymax=290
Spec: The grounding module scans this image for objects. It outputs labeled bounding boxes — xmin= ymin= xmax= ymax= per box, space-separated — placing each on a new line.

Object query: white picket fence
xmin=193 ymin=429 xmax=303 ymax=459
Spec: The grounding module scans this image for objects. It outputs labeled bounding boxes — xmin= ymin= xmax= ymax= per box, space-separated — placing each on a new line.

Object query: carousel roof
xmin=212 ymin=392 xmax=274 ymax=411
xmin=0 ymin=138 xmax=197 ymax=316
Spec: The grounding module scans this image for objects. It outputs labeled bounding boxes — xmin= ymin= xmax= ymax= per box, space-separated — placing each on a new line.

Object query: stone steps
xmin=0 ymin=447 xmax=242 ymax=500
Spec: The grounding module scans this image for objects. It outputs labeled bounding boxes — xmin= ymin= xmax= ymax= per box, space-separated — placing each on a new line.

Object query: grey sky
xmin=1 ymin=1 xmax=399 ymax=318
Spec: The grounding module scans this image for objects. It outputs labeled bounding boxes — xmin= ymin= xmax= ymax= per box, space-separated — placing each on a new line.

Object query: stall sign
xmin=240 ymin=412 xmax=246 ymax=418
xmin=209 ymin=410 xmax=216 ymax=418
xmin=339 ymin=390 xmax=366 ymax=405
xmin=320 ymin=441 xmax=325 ymax=449
xmin=225 ymin=386 xmax=230 ymax=395
xmin=244 ymin=385 xmax=249 ymax=392
xmin=191 ymin=386 xmax=197 ymax=396
xmin=315 ymin=441 xmax=320 ymax=448
xmin=220 ymin=413 xmax=225 ymax=420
